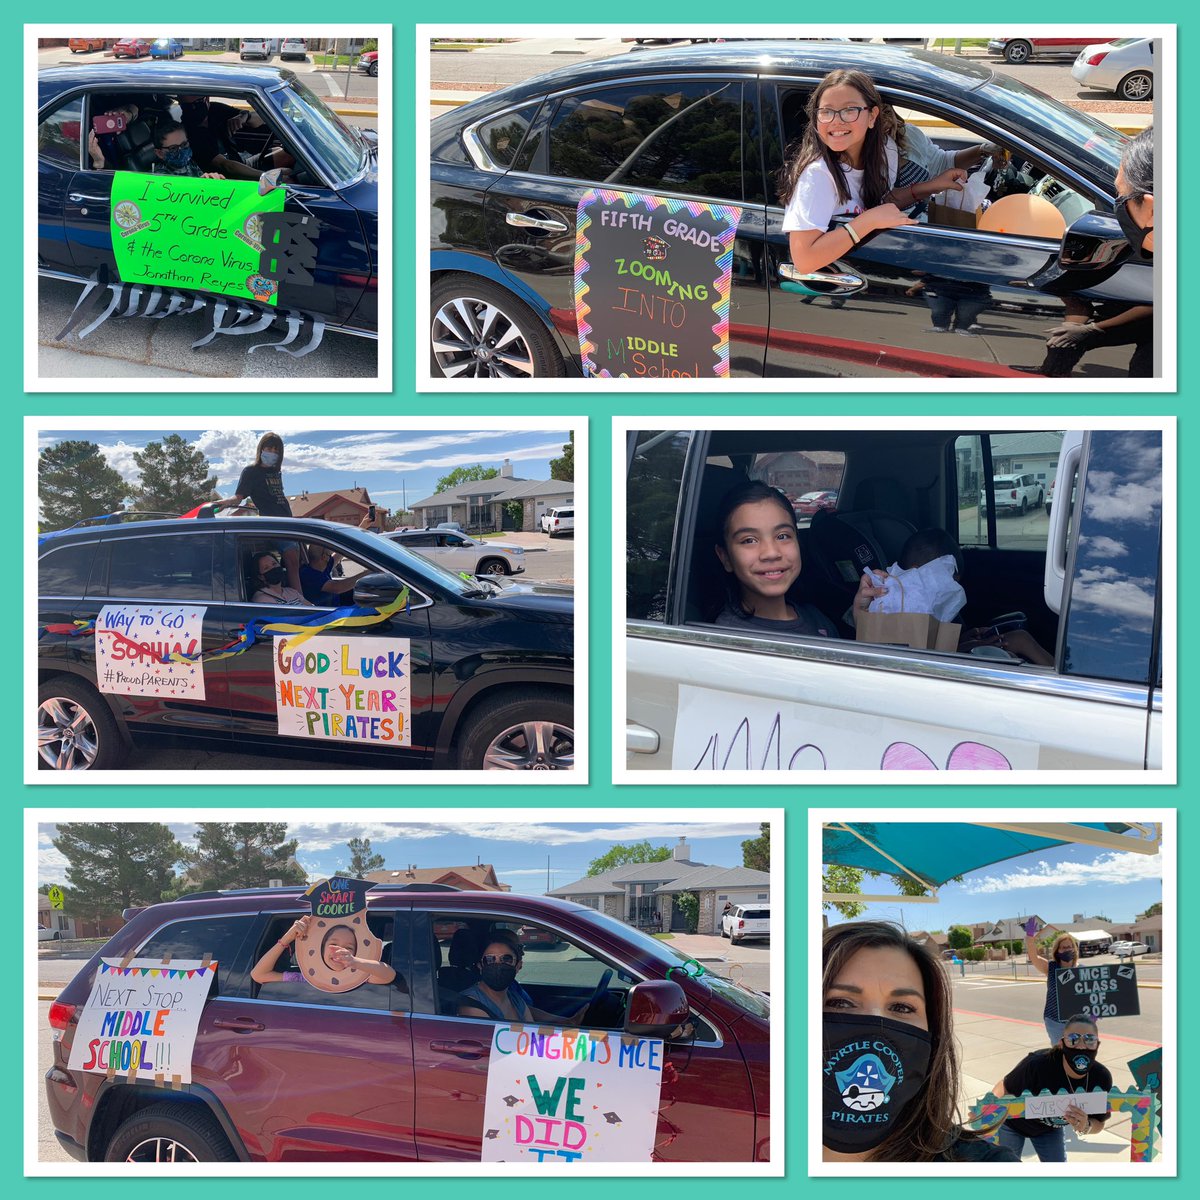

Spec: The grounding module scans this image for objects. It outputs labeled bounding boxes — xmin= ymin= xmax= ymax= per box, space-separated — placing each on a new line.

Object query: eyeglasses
xmin=481 ymin=954 xmax=517 ymax=966
xmin=1064 ymin=1033 xmax=1099 ymax=1047
xmin=816 ymin=106 xmax=871 ymax=124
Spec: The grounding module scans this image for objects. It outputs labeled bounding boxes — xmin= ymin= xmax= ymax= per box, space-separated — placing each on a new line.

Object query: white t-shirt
xmin=782 ymin=138 xmax=900 ymax=232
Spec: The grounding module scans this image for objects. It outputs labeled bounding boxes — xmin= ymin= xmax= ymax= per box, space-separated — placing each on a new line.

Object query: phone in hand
xmin=367 ymin=505 xmax=376 ymax=522
xmin=92 ymin=112 xmax=127 ymax=136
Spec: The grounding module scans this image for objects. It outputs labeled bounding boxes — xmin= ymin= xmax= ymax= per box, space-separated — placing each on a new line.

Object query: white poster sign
xmin=67 ymin=958 xmax=217 ymax=1085
xmin=1020 ymin=1091 xmax=1112 ymax=1120
xmin=672 ymin=685 xmax=1037 ymax=771
xmin=95 ymin=605 xmax=207 ymax=700
xmin=273 ymin=634 xmax=412 ymax=747
xmin=481 ymin=1025 xmax=664 ymax=1162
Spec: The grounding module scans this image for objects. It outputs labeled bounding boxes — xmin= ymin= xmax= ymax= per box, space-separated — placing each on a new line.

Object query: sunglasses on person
xmin=1064 ymin=1032 xmax=1099 ymax=1047
xmin=481 ymin=953 xmax=517 ymax=966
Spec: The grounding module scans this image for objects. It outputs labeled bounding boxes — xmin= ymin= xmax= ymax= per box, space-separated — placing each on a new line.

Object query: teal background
xmin=20 ymin=1 xmax=1185 ymax=1188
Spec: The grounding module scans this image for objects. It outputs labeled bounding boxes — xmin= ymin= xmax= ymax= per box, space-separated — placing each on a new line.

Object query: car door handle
xmin=506 ymin=211 xmax=569 ymax=234
xmin=68 ymin=192 xmax=109 ymax=204
xmin=627 ymin=722 xmax=660 ymax=754
xmin=429 ymin=1039 xmax=488 ymax=1059
xmin=778 ymin=262 xmax=867 ymax=296
xmin=212 ymin=1017 xmax=265 ymax=1033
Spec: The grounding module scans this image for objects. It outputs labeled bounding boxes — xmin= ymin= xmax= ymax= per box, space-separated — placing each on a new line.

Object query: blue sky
xmin=38 ymin=820 xmax=766 ymax=895
xmin=37 ymin=427 xmax=570 ymax=513
xmin=827 ymin=837 xmax=1163 ymax=930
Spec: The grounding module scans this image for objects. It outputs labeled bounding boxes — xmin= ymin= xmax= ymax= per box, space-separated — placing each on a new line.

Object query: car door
xmin=37 ymin=93 xmax=86 ymax=272
xmin=758 ymin=80 xmax=1152 ymax=378
xmin=477 ymin=73 xmax=770 ymax=376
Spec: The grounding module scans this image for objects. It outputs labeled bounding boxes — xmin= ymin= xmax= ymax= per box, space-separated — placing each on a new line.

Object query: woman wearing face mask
xmin=1025 ymin=921 xmax=1081 ymax=1044
xmin=251 ymin=551 xmax=311 ymax=606
xmin=457 ymin=931 xmax=588 ymax=1025
xmin=822 ymin=921 xmax=1017 ymax=1162
xmin=991 ymin=1013 xmax=1112 ymax=1162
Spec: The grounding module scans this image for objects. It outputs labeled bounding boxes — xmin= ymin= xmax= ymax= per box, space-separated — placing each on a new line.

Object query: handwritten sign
xmin=67 ymin=958 xmax=216 ymax=1085
xmin=672 ymin=686 xmax=1035 ymax=770
xmin=109 ymin=171 xmax=286 ymax=305
xmin=48 ymin=886 xmax=64 ymax=910
xmin=273 ymin=634 xmax=410 ymax=747
xmin=481 ymin=1026 xmax=664 ymax=1162
xmin=96 ymin=605 xmax=207 ymax=700
xmin=574 ymin=188 xmax=741 ymax=378
xmin=1021 ymin=1090 xmax=1111 ymax=1120
xmin=1055 ymin=963 xmax=1140 ymax=1019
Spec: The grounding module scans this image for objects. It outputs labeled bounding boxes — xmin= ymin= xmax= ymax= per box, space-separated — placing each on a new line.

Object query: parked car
xmin=1072 ymin=38 xmax=1154 ymax=101
xmin=38 ymin=926 xmax=62 ymax=941
xmin=794 ymin=490 xmax=838 ymax=517
xmin=982 ymin=473 xmax=1044 ymax=516
xmin=721 ymin=904 xmax=770 ymax=944
xmin=1111 ymin=941 xmax=1150 ymax=958
xmin=148 ymin=38 xmax=183 ymax=60
xmin=239 ymin=37 xmax=272 ymax=61
xmin=987 ymin=36 xmax=1122 ymax=64
xmin=37 ymin=62 xmax=379 ymax=341
xmin=38 ymin=517 xmax=572 ymax=770
xmin=384 ymin=529 xmax=527 ymax=577
xmin=430 ymin=42 xmax=1151 ymax=380
xmin=46 ymin=887 xmax=769 ymax=1162
xmin=111 ymin=37 xmax=152 ymax=59
xmin=358 ymin=50 xmax=378 ymax=76
xmin=542 ymin=506 xmax=575 ymax=538
xmin=279 ymin=38 xmax=308 ymax=62
xmin=67 ymin=39 xmax=107 ymax=53
xmin=626 ymin=427 xmax=1164 ymax=771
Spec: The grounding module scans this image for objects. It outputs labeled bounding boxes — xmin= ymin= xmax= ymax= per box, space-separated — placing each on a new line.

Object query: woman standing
xmin=1025 ymin=918 xmax=1081 ymax=1044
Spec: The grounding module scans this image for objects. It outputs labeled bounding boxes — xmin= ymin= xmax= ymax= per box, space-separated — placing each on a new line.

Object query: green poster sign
xmin=109 ymin=171 xmax=287 ymax=306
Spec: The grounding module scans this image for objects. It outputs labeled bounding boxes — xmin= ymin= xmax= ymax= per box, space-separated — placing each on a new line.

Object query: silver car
xmin=1071 ymin=38 xmax=1155 ymax=101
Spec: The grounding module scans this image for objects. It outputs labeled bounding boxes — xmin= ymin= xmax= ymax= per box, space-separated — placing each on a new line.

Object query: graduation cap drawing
xmin=294 ymin=876 xmax=381 ymax=994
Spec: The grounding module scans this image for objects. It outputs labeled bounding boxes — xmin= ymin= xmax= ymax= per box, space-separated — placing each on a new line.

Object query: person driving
xmin=178 ymin=94 xmax=294 ymax=181
xmin=457 ymin=931 xmax=588 ymax=1025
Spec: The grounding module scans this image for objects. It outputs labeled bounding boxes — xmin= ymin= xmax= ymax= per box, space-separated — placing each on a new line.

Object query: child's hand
xmin=283 ymin=915 xmax=310 ymax=945
xmin=327 ymin=945 xmax=357 ymax=970
xmin=931 ymin=168 xmax=968 ymax=194
xmin=865 ymin=203 xmax=917 ymax=232
xmin=855 ymin=570 xmax=888 ymax=614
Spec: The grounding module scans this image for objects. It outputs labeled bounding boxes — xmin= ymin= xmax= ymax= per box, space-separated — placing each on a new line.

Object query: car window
xmin=547 ymin=80 xmax=747 ymax=202
xmin=39 ymin=541 xmax=99 ymax=597
xmin=474 ymin=103 xmax=539 ymax=170
xmin=105 ymin=533 xmax=218 ymax=601
xmin=137 ymin=915 xmax=257 ymax=994
xmin=628 ymin=430 xmax=694 ymax=621
xmin=276 ymin=77 xmax=363 ymax=183
xmin=39 ymin=96 xmax=83 ymax=167
xmin=957 ymin=433 xmax=1058 ymax=552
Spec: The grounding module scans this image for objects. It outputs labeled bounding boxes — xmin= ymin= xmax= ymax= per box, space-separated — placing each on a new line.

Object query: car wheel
xmin=478 ymin=558 xmax=511 ymax=576
xmin=1004 ymin=40 xmax=1033 ymax=64
xmin=105 ymin=1103 xmax=238 ymax=1163
xmin=431 ymin=275 xmax=565 ymax=379
xmin=1019 ymin=498 xmax=1027 ymax=515
xmin=456 ymin=689 xmax=574 ymax=770
xmin=369 ymin=61 xmax=378 ymax=76
xmin=37 ymin=677 xmax=127 ymax=771
xmin=1118 ymin=71 xmax=1153 ymax=101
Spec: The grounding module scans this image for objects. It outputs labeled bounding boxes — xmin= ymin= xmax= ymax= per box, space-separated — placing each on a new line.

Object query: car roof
xmin=39 ymin=61 xmax=296 ymax=108
xmin=39 ymin=515 xmax=373 ymax=550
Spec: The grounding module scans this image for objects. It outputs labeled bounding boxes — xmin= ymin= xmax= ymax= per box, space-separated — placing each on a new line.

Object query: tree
xmin=821 ymin=862 xmax=955 ymax=919
xmin=742 ymin=823 xmax=769 ymax=872
xmin=503 ymin=500 xmax=524 ymax=529
xmin=674 ymin=892 xmax=699 ymax=933
xmin=550 ymin=433 xmax=574 ymax=482
xmin=345 ymin=837 xmax=385 ymax=876
xmin=1138 ymin=901 xmax=1162 ymax=919
xmin=587 ymin=841 xmax=671 ymax=876
xmin=132 ymin=434 xmax=218 ymax=514
xmin=948 ymin=925 xmax=974 ymax=950
xmin=53 ymin=823 xmax=183 ymax=919
xmin=185 ymin=823 xmax=306 ymax=892
xmin=435 ymin=464 xmax=498 ymax=494
xmin=38 ymin=440 xmax=129 ymax=530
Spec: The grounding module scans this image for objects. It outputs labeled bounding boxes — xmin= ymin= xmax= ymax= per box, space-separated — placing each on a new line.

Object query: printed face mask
xmin=261 ymin=450 xmax=281 ymax=467
xmin=162 ymin=144 xmax=193 ymax=169
xmin=1114 ymin=194 xmax=1153 ymax=259
xmin=1064 ymin=1045 xmax=1099 ymax=1072
xmin=481 ymin=963 xmax=518 ymax=991
xmin=822 ymin=1012 xmax=932 ymax=1153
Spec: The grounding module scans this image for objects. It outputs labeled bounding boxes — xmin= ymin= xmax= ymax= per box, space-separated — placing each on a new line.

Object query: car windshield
xmin=275 ymin=77 xmax=364 ymax=182
xmin=572 ymin=908 xmax=770 ymax=1019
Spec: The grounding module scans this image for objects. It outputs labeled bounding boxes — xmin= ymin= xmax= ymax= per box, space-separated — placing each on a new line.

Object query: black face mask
xmin=1063 ymin=1045 xmax=1099 ymax=1073
xmin=260 ymin=565 xmax=285 ymax=585
xmin=1055 ymin=951 xmax=1076 ymax=965
xmin=822 ymin=1012 xmax=932 ymax=1153
xmin=481 ymin=963 xmax=517 ymax=991
xmin=1115 ymin=193 xmax=1153 ymax=259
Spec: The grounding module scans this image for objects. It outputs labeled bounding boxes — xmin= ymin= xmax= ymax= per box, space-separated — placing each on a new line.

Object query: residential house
xmin=363 ymin=863 xmax=511 ymax=893
xmin=410 ymin=460 xmax=574 ymax=533
xmin=289 ymin=487 xmax=380 ymax=527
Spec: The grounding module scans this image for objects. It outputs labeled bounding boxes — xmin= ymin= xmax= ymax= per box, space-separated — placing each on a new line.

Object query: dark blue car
xmin=38 ymin=61 xmax=378 ymax=339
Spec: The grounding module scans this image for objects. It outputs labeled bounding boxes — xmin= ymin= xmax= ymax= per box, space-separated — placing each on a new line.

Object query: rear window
xmin=106 ymin=534 xmax=217 ymax=600
xmin=39 ymin=542 xmax=99 ymax=597
xmin=739 ymin=909 xmax=769 ymax=920
xmin=136 ymin=914 xmax=257 ymax=993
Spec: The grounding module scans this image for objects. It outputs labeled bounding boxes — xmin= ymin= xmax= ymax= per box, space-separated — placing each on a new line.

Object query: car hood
xmin=479 ymin=581 xmax=574 ymax=617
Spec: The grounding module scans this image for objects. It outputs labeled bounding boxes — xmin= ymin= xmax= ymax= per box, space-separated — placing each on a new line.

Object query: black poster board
xmin=1054 ymin=962 xmax=1140 ymax=1019
xmin=574 ymin=187 xmax=741 ymax=379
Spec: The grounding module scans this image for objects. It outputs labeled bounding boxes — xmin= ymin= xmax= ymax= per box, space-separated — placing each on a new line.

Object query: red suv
xmin=46 ymin=887 xmax=770 ymax=1162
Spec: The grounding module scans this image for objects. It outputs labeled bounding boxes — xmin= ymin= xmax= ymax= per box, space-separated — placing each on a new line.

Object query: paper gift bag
xmin=855 ymin=608 xmax=961 ymax=651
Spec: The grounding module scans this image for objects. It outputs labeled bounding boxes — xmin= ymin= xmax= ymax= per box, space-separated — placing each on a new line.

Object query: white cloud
xmin=38 ymin=847 xmax=71 ymax=884
xmin=1080 ymin=535 xmax=1128 ymax=559
xmin=961 ymin=851 xmax=1163 ymax=894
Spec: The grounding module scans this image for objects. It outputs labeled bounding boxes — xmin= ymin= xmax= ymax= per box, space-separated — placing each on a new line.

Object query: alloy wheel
xmin=37 ymin=696 xmax=99 ymax=770
xmin=123 ymin=1138 xmax=201 ymax=1163
xmin=432 ymin=297 xmax=535 ymax=378
xmin=482 ymin=721 xmax=574 ymax=770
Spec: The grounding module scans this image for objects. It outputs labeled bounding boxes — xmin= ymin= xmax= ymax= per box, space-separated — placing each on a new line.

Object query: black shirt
xmin=714 ymin=602 xmax=838 ymax=638
xmin=236 ymin=463 xmax=291 ymax=517
xmin=1002 ymin=1049 xmax=1112 ymax=1138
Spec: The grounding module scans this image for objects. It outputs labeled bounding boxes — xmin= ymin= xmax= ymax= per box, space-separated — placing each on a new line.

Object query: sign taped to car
xmin=95 ymin=604 xmax=207 ymax=700
xmin=109 ymin=171 xmax=286 ymax=305
xmin=574 ymin=188 xmax=741 ymax=379
xmin=274 ymin=634 xmax=411 ymax=746
xmin=1055 ymin=962 xmax=1141 ymax=1019
xmin=67 ymin=958 xmax=217 ymax=1085
xmin=481 ymin=1025 xmax=664 ymax=1161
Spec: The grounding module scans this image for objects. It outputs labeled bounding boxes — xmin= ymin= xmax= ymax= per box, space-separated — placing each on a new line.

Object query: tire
xmin=1117 ymin=71 xmax=1153 ymax=101
xmin=1019 ymin=498 xmax=1028 ymax=515
xmin=477 ymin=557 xmax=511 ymax=576
xmin=104 ymin=1102 xmax=237 ymax=1163
xmin=430 ymin=275 xmax=565 ymax=379
xmin=721 ymin=925 xmax=729 ymax=939
xmin=369 ymin=61 xmax=378 ymax=76
xmin=455 ymin=689 xmax=573 ymax=771
xmin=37 ymin=676 xmax=127 ymax=771
xmin=1004 ymin=40 xmax=1033 ymax=64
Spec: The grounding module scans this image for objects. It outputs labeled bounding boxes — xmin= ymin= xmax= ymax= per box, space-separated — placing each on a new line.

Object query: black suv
xmin=37 ymin=517 xmax=573 ymax=770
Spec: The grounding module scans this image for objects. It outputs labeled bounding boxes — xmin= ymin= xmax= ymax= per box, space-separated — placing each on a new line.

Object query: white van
xmin=625 ymin=426 xmax=1166 ymax=773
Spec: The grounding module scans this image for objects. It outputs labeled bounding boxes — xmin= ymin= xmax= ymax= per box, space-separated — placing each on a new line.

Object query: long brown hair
xmin=255 ymin=431 xmax=284 ymax=468
xmin=778 ymin=70 xmax=900 ymax=211
xmin=822 ymin=921 xmax=970 ymax=1162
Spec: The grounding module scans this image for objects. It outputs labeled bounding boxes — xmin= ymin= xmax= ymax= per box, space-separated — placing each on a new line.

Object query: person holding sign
xmin=822 ymin=921 xmax=1017 ymax=1162
xmin=991 ymin=1013 xmax=1113 ymax=1162
xmin=778 ymin=70 xmax=967 ymax=274
xmin=251 ymin=914 xmax=396 ymax=987
xmin=1025 ymin=920 xmax=1081 ymax=1044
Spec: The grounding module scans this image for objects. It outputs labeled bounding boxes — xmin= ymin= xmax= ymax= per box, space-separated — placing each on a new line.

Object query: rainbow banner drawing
xmin=573 ymin=188 xmax=741 ymax=379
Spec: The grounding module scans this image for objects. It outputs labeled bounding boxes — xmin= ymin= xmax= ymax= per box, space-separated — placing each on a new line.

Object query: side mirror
xmin=258 ymin=167 xmax=283 ymax=196
xmin=353 ymin=571 xmax=405 ymax=608
xmin=1057 ymin=209 xmax=1130 ymax=272
xmin=624 ymin=980 xmax=690 ymax=1037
